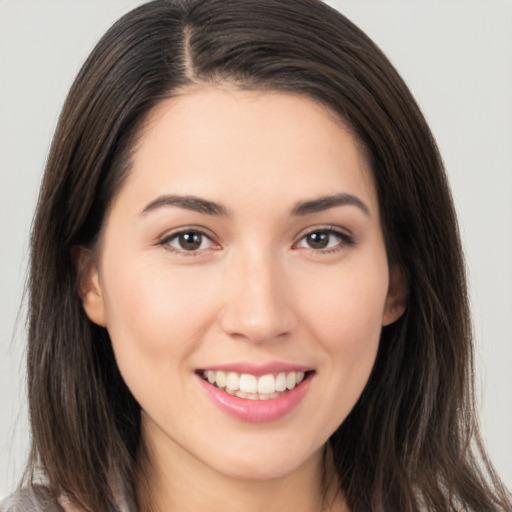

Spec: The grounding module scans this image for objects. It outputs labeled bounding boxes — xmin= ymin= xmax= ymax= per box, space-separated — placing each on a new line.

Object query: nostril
xmin=217 ymin=306 xmax=296 ymax=345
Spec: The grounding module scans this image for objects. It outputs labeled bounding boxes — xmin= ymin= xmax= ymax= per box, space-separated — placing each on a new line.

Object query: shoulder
xmin=0 ymin=487 xmax=64 ymax=512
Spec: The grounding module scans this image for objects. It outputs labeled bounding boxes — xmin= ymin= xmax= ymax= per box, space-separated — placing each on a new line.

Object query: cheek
xmin=100 ymin=256 xmax=219 ymax=379
xmin=304 ymin=265 xmax=388 ymax=349
xmin=300 ymin=264 xmax=387 ymax=431
xmin=298 ymin=258 xmax=388 ymax=411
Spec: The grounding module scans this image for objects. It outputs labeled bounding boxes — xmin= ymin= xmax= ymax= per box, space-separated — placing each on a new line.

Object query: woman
xmin=2 ymin=0 xmax=511 ymax=510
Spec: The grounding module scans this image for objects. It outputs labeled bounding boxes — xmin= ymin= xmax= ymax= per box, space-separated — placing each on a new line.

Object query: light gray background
xmin=1 ymin=0 xmax=511 ymax=499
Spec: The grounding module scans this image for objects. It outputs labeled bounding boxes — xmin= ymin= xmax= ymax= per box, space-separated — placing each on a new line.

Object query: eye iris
xmin=307 ymin=232 xmax=329 ymax=249
xmin=179 ymin=232 xmax=202 ymax=250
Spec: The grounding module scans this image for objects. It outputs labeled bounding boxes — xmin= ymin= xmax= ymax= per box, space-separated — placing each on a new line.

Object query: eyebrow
xmin=291 ymin=193 xmax=370 ymax=217
xmin=140 ymin=192 xmax=370 ymax=218
xmin=141 ymin=195 xmax=229 ymax=216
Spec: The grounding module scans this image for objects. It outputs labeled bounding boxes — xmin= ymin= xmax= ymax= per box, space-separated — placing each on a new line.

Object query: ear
xmin=73 ymin=246 xmax=108 ymax=327
xmin=383 ymin=265 xmax=408 ymax=326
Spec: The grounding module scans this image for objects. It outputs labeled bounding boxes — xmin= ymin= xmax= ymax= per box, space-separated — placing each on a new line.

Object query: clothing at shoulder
xmin=0 ymin=487 xmax=64 ymax=512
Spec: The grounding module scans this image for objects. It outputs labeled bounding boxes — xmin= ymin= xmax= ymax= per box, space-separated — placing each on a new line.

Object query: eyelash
xmin=293 ymin=226 xmax=355 ymax=255
xmin=158 ymin=228 xmax=220 ymax=257
xmin=158 ymin=226 xmax=355 ymax=256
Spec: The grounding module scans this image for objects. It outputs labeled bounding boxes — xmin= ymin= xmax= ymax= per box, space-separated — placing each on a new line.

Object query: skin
xmin=79 ymin=88 xmax=406 ymax=512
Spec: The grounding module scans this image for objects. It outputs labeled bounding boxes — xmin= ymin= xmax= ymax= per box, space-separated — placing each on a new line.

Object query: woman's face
xmin=80 ymin=88 xmax=405 ymax=482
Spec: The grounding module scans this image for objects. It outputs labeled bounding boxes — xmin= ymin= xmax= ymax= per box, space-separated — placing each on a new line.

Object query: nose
xmin=218 ymin=249 xmax=297 ymax=344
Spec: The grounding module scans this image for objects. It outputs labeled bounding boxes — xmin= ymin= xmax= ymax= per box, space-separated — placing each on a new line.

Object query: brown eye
xmin=178 ymin=232 xmax=203 ymax=251
xmin=295 ymin=229 xmax=352 ymax=252
xmin=163 ymin=230 xmax=216 ymax=253
xmin=305 ymin=232 xmax=331 ymax=249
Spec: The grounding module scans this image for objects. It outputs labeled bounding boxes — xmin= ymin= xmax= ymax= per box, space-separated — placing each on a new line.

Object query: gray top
xmin=1 ymin=487 xmax=134 ymax=512
xmin=0 ymin=488 xmax=65 ymax=512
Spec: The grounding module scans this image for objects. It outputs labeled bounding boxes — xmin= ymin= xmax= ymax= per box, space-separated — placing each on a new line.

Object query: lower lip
xmin=197 ymin=373 xmax=312 ymax=423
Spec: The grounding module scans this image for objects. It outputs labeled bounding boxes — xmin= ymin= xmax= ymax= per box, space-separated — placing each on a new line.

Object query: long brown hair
xmin=24 ymin=1 xmax=511 ymax=511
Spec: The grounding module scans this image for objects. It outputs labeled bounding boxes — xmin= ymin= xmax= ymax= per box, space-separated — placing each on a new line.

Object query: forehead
xmin=118 ymin=87 xmax=378 ymax=217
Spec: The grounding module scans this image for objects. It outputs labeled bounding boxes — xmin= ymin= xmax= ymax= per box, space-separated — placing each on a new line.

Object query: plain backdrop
xmin=1 ymin=0 xmax=511 ymax=499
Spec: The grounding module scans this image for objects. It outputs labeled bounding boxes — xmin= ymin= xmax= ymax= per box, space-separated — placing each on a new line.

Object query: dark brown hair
xmin=24 ymin=1 xmax=511 ymax=511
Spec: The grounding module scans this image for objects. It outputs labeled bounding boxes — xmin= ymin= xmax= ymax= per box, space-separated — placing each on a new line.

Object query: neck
xmin=135 ymin=422 xmax=346 ymax=512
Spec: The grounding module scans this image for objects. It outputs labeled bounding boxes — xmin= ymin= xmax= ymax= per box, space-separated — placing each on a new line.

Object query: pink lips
xmin=196 ymin=363 xmax=314 ymax=423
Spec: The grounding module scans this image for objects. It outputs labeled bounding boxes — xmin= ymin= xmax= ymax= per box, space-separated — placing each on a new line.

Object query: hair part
xmin=25 ymin=1 xmax=511 ymax=511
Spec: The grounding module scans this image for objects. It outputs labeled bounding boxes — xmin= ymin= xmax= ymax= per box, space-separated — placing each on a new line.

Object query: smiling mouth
xmin=198 ymin=370 xmax=312 ymax=400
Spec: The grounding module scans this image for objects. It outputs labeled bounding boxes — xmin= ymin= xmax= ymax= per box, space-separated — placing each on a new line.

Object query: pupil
xmin=179 ymin=232 xmax=202 ymax=250
xmin=307 ymin=232 xmax=329 ymax=249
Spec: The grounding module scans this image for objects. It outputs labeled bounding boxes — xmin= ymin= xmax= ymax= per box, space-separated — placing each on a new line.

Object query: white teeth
xmin=226 ymin=372 xmax=239 ymax=391
xmin=216 ymin=371 xmax=226 ymax=388
xmin=239 ymin=374 xmax=258 ymax=393
xmin=275 ymin=372 xmax=287 ymax=392
xmin=202 ymin=369 xmax=308 ymax=399
xmin=261 ymin=392 xmax=280 ymax=400
xmin=257 ymin=374 xmax=275 ymax=394
xmin=286 ymin=371 xmax=297 ymax=390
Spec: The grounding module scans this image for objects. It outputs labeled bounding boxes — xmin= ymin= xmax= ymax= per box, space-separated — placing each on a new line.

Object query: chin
xmin=205 ymin=442 xmax=324 ymax=482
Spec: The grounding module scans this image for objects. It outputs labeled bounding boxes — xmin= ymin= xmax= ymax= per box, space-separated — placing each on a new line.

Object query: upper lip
xmin=198 ymin=362 xmax=314 ymax=376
